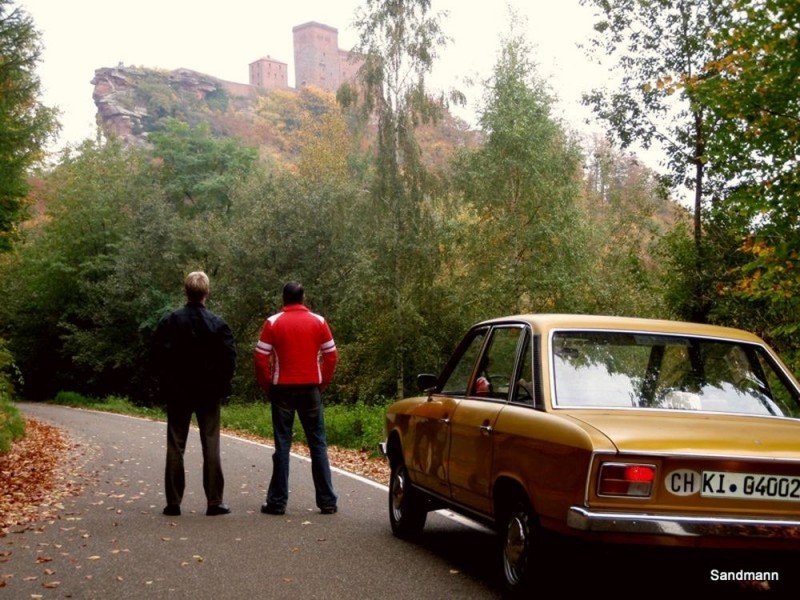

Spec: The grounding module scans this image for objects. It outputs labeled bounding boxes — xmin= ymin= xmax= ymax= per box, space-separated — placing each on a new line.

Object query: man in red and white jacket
xmin=254 ymin=281 xmax=338 ymax=515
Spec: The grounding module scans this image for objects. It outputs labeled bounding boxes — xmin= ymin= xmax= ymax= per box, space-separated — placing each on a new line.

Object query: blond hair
xmin=184 ymin=271 xmax=210 ymax=303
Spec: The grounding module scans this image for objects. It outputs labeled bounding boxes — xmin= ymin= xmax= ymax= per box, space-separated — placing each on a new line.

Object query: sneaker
xmin=260 ymin=503 xmax=285 ymax=515
xmin=320 ymin=506 xmax=337 ymax=515
xmin=163 ymin=504 xmax=181 ymax=516
xmin=206 ymin=504 xmax=231 ymax=516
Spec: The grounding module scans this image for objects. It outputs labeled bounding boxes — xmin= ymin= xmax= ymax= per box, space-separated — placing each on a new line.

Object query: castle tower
xmin=292 ymin=22 xmax=341 ymax=91
xmin=249 ymin=56 xmax=288 ymax=90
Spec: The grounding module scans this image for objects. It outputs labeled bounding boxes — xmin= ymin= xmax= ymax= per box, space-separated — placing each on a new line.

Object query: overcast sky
xmin=18 ymin=0 xmax=606 ymax=151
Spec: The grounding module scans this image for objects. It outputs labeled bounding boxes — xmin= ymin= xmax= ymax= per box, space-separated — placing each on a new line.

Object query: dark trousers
xmin=165 ymin=399 xmax=224 ymax=507
xmin=267 ymin=385 xmax=337 ymax=509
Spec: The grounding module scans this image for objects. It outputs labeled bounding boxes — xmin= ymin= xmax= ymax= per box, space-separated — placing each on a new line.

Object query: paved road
xmin=5 ymin=403 xmax=502 ymax=599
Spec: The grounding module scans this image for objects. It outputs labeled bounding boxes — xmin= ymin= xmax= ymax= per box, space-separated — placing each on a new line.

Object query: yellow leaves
xmin=643 ymin=75 xmax=680 ymax=95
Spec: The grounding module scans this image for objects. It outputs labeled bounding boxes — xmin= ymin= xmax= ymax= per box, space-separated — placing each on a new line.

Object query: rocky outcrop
xmin=91 ymin=66 xmax=252 ymax=146
xmin=91 ymin=67 xmax=152 ymax=146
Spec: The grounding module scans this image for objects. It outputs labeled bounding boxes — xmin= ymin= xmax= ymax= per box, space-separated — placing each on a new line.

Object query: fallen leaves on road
xmin=221 ymin=426 xmax=390 ymax=485
xmin=0 ymin=415 xmax=389 ymax=540
xmin=0 ymin=418 xmax=88 ymax=537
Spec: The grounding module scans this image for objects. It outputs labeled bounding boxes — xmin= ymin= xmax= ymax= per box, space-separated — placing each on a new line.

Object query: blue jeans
xmin=267 ymin=386 xmax=337 ymax=509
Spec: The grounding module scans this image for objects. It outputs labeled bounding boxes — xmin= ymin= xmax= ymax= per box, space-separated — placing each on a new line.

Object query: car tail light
xmin=598 ymin=463 xmax=656 ymax=497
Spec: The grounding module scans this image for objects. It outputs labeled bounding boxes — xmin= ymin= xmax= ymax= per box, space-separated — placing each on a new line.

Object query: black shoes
xmin=206 ymin=503 xmax=231 ymax=516
xmin=260 ymin=503 xmax=286 ymax=515
xmin=320 ymin=506 xmax=337 ymax=515
xmin=163 ymin=504 xmax=181 ymax=516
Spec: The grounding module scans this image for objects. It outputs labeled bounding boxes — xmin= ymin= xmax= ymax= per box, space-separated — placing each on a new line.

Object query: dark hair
xmin=282 ymin=281 xmax=304 ymax=305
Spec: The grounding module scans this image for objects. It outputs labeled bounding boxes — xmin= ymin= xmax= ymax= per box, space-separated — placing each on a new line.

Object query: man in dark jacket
xmin=154 ymin=271 xmax=236 ymax=516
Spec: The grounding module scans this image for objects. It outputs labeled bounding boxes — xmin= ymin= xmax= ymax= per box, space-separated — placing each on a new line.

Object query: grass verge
xmin=49 ymin=392 xmax=387 ymax=455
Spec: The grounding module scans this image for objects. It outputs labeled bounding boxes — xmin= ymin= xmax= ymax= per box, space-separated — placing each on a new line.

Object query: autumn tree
xmin=582 ymin=136 xmax=683 ymax=317
xmin=0 ymin=0 xmax=58 ymax=250
xmin=581 ymin=0 xmax=732 ymax=321
xmin=342 ymin=0 xmax=459 ymax=398
xmin=689 ymin=0 xmax=800 ymax=363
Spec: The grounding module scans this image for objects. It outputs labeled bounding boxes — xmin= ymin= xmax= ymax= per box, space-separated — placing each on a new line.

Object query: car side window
xmin=439 ymin=329 xmax=488 ymax=396
xmin=470 ymin=326 xmax=524 ymax=400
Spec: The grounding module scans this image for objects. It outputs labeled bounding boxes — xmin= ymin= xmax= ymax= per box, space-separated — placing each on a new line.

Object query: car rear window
xmin=551 ymin=331 xmax=800 ymax=418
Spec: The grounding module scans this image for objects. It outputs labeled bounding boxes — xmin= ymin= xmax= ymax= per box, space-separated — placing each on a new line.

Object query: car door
xmin=408 ymin=327 xmax=488 ymax=496
xmin=447 ymin=325 xmax=526 ymax=513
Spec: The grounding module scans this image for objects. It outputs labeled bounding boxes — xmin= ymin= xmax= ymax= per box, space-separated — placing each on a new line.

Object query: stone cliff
xmin=91 ymin=66 xmax=253 ymax=146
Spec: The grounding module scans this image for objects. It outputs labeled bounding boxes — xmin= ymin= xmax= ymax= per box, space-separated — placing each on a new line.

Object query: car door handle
xmin=439 ymin=417 xmax=451 ymax=425
xmin=480 ymin=424 xmax=493 ymax=435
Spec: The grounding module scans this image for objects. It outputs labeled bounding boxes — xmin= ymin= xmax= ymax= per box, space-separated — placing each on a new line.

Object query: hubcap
xmin=503 ymin=513 xmax=528 ymax=585
xmin=391 ymin=468 xmax=406 ymax=522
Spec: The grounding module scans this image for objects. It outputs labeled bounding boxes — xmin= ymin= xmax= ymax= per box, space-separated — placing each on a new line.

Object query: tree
xmin=148 ymin=118 xmax=257 ymax=214
xmin=688 ymin=0 xmax=800 ymax=362
xmin=0 ymin=140 xmax=161 ymax=399
xmin=450 ymin=19 xmax=590 ymax=318
xmin=345 ymin=0 xmax=458 ymax=398
xmin=0 ymin=0 xmax=58 ymax=250
xmin=581 ymin=0 xmax=730 ymax=320
xmin=582 ymin=136 xmax=681 ymax=317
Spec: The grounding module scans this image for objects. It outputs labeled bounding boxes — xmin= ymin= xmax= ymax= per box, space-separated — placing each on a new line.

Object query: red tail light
xmin=598 ymin=463 xmax=656 ymax=497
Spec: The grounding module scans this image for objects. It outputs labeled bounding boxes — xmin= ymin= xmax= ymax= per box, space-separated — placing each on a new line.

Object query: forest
xmin=0 ymin=0 xmax=798 ymax=423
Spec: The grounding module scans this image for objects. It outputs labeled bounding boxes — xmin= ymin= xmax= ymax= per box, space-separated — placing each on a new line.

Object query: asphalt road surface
xmin=6 ymin=404 xmax=800 ymax=598
xmin=5 ymin=403 xmax=502 ymax=599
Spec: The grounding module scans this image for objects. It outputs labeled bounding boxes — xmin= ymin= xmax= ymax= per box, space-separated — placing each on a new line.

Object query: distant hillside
xmin=91 ymin=65 xmax=479 ymax=170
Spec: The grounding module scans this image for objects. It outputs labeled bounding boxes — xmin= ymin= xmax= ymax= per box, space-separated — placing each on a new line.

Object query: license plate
xmin=701 ymin=471 xmax=800 ymax=502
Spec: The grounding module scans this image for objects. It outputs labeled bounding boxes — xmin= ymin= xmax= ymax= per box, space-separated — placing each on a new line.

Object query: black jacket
xmin=153 ymin=302 xmax=236 ymax=403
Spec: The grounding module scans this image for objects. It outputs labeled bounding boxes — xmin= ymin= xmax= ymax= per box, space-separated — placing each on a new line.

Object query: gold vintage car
xmin=380 ymin=314 xmax=800 ymax=594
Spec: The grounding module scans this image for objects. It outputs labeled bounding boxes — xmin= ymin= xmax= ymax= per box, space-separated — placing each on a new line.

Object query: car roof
xmin=476 ymin=313 xmax=764 ymax=343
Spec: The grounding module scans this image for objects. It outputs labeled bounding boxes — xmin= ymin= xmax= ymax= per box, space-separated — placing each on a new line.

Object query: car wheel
xmin=389 ymin=462 xmax=427 ymax=538
xmin=500 ymin=496 xmax=537 ymax=596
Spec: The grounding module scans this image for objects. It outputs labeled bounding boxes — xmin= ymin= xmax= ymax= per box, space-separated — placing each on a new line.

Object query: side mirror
xmin=417 ymin=373 xmax=438 ymax=393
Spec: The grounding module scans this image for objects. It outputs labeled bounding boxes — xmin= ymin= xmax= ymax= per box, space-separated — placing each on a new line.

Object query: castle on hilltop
xmin=90 ymin=22 xmax=362 ymax=146
xmin=247 ymin=21 xmax=361 ymax=93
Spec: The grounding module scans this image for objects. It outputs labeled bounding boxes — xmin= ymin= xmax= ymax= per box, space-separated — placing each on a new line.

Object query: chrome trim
xmin=603 ymin=449 xmax=800 ymax=463
xmin=567 ymin=506 xmax=800 ymax=539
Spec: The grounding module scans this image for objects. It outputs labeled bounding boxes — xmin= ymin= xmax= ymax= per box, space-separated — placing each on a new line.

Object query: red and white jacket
xmin=254 ymin=304 xmax=338 ymax=390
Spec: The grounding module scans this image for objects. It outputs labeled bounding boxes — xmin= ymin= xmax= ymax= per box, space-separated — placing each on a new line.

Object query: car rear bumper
xmin=567 ymin=506 xmax=800 ymax=540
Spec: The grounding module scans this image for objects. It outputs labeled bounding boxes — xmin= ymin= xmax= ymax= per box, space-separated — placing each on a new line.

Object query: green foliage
xmin=0 ymin=338 xmax=24 ymax=454
xmin=0 ymin=0 xmax=58 ymax=250
xmin=324 ymin=401 xmax=386 ymax=452
xmin=450 ymin=18 xmax=592 ymax=317
xmin=691 ymin=0 xmax=799 ymax=221
xmin=582 ymin=0 xmax=731 ymax=320
xmin=51 ymin=390 xmax=164 ymax=418
xmin=0 ymin=2 xmax=730 ymax=411
xmin=347 ymin=0 xmax=457 ymax=398
xmin=149 ymin=118 xmax=258 ymax=213
xmin=220 ymin=399 xmax=385 ymax=452
xmin=0 ymin=393 xmax=24 ymax=454
xmin=687 ymin=0 xmax=800 ymax=366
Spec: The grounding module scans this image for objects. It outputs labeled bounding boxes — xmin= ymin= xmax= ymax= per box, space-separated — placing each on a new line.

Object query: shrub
xmin=52 ymin=391 xmax=164 ymax=419
xmin=0 ymin=393 xmax=25 ymax=454
xmin=0 ymin=338 xmax=25 ymax=454
xmin=219 ymin=399 xmax=386 ymax=454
